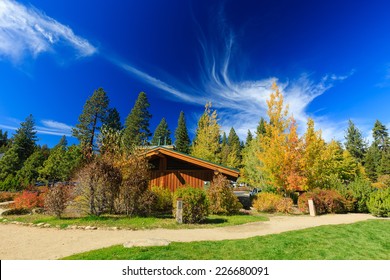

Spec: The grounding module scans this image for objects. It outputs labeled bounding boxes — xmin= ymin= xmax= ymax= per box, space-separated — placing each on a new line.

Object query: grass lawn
xmin=1 ymin=213 xmax=268 ymax=230
xmin=63 ymin=220 xmax=390 ymax=260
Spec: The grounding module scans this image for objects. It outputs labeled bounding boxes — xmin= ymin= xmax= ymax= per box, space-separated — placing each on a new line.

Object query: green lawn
xmin=1 ymin=213 xmax=267 ymax=230
xmin=63 ymin=219 xmax=390 ymax=260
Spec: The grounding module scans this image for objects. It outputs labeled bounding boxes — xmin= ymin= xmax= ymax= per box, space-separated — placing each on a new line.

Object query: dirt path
xmin=0 ymin=213 xmax=375 ymax=259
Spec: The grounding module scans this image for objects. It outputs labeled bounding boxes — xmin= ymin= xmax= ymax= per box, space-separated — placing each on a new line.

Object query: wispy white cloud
xmin=0 ymin=118 xmax=73 ymax=136
xmin=0 ymin=0 xmax=96 ymax=61
xmin=110 ymin=12 xmax=353 ymax=142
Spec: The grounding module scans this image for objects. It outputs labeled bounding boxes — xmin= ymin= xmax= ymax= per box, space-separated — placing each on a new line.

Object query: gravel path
xmin=0 ymin=213 xmax=375 ymax=259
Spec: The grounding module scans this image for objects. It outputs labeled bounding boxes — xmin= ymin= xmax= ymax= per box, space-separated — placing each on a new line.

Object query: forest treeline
xmin=0 ymin=84 xmax=389 ymax=192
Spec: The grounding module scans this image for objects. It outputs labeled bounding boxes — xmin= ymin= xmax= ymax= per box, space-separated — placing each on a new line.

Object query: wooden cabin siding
xmin=149 ymin=170 xmax=213 ymax=192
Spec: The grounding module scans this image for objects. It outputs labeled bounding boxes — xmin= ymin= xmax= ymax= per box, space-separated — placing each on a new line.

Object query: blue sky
xmin=1 ymin=0 xmax=390 ymax=147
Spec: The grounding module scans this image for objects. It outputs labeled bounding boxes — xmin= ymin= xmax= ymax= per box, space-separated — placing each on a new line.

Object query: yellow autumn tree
xmin=301 ymin=118 xmax=326 ymax=190
xmin=258 ymin=82 xmax=306 ymax=194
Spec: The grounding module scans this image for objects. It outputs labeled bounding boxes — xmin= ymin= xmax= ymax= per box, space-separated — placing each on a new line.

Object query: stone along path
xmin=0 ymin=213 xmax=375 ymax=260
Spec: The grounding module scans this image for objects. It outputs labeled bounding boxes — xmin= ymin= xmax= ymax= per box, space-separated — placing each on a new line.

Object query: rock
xmin=109 ymin=227 xmax=118 ymax=231
xmin=36 ymin=223 xmax=45 ymax=227
xmin=69 ymin=225 xmax=78 ymax=230
xmin=85 ymin=226 xmax=97 ymax=230
xmin=123 ymin=239 xmax=171 ymax=248
xmin=43 ymin=223 xmax=51 ymax=228
xmin=77 ymin=226 xmax=85 ymax=230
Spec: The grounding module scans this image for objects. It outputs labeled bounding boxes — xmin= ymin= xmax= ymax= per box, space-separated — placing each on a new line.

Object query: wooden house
xmin=145 ymin=146 xmax=240 ymax=192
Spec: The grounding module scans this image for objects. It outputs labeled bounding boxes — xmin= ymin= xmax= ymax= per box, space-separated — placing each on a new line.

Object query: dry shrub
xmin=252 ymin=192 xmax=282 ymax=213
xmin=44 ymin=184 xmax=72 ymax=218
xmin=75 ymin=158 xmax=122 ymax=216
xmin=275 ymin=197 xmax=294 ymax=213
xmin=115 ymin=152 xmax=155 ymax=216
xmin=207 ymin=173 xmax=242 ymax=215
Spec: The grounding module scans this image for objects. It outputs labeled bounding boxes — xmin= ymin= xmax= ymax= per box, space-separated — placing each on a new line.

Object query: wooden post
xmin=176 ymin=198 xmax=183 ymax=224
xmin=308 ymin=199 xmax=316 ymax=216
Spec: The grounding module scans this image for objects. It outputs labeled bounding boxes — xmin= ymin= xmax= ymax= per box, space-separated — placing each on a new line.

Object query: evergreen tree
xmin=245 ymin=130 xmax=253 ymax=147
xmin=365 ymin=121 xmax=390 ymax=181
xmin=174 ymin=111 xmax=191 ymax=154
xmin=151 ymin=118 xmax=172 ymax=145
xmin=226 ymin=127 xmax=241 ymax=168
xmin=0 ymin=129 xmax=8 ymax=153
xmin=256 ymin=117 xmax=266 ymax=137
xmin=344 ymin=120 xmax=366 ymax=163
xmin=191 ymin=102 xmax=221 ymax=163
xmin=39 ymin=143 xmax=83 ymax=183
xmin=106 ymin=108 xmax=122 ymax=131
xmin=72 ymin=88 xmax=109 ymax=159
xmin=17 ymin=149 xmax=45 ymax=187
xmin=241 ymin=137 xmax=265 ymax=186
xmin=0 ymin=146 xmax=21 ymax=182
xmin=13 ymin=114 xmax=37 ymax=162
xmin=220 ymin=132 xmax=229 ymax=166
xmin=365 ymin=143 xmax=381 ymax=181
xmin=372 ymin=120 xmax=389 ymax=151
xmin=123 ymin=92 xmax=152 ymax=149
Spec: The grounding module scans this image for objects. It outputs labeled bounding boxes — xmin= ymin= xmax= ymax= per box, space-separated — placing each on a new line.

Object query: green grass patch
xmin=1 ymin=213 xmax=267 ymax=230
xmin=63 ymin=219 xmax=390 ymax=260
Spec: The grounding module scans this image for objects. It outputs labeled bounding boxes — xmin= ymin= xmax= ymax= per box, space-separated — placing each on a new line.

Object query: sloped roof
xmin=145 ymin=146 xmax=240 ymax=178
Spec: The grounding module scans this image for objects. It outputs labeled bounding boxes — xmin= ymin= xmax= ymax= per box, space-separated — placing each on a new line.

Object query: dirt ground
xmin=0 ymin=213 xmax=375 ymax=260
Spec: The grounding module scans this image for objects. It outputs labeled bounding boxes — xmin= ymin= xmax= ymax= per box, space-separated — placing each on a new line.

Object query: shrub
xmin=2 ymin=208 xmax=31 ymax=215
xmin=173 ymin=186 xmax=209 ymax=224
xmin=346 ymin=177 xmax=374 ymax=212
xmin=13 ymin=190 xmax=46 ymax=209
xmin=75 ymin=158 xmax=122 ymax=216
xmin=207 ymin=173 xmax=242 ymax=215
xmin=298 ymin=189 xmax=347 ymax=215
xmin=252 ymin=192 xmax=283 ymax=213
xmin=116 ymin=152 xmax=154 ymax=216
xmin=275 ymin=197 xmax=294 ymax=213
xmin=0 ymin=192 xmax=18 ymax=202
xmin=151 ymin=186 xmax=173 ymax=213
xmin=44 ymin=185 xmax=72 ymax=218
xmin=367 ymin=188 xmax=390 ymax=217
xmin=0 ymin=174 xmax=20 ymax=191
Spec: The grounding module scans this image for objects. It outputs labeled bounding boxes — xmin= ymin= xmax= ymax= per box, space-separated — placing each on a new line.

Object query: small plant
xmin=0 ymin=192 xmax=18 ymax=202
xmin=173 ymin=186 xmax=209 ymax=224
xmin=151 ymin=186 xmax=173 ymax=213
xmin=252 ymin=192 xmax=283 ymax=213
xmin=367 ymin=188 xmax=390 ymax=217
xmin=207 ymin=173 xmax=242 ymax=215
xmin=44 ymin=184 xmax=72 ymax=218
xmin=298 ymin=189 xmax=347 ymax=215
xmin=275 ymin=197 xmax=294 ymax=213
xmin=13 ymin=190 xmax=46 ymax=210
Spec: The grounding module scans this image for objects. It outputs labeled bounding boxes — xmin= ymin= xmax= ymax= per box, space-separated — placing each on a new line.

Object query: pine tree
xmin=256 ymin=117 xmax=266 ymax=137
xmin=191 ymin=102 xmax=221 ymax=163
xmin=226 ymin=127 xmax=241 ymax=168
xmin=106 ymin=108 xmax=122 ymax=131
xmin=123 ymin=92 xmax=152 ymax=150
xmin=241 ymin=137 xmax=265 ymax=186
xmin=151 ymin=118 xmax=172 ymax=145
xmin=17 ymin=149 xmax=45 ymax=187
xmin=344 ymin=120 xmax=366 ymax=163
xmin=245 ymin=130 xmax=253 ymax=147
xmin=365 ymin=121 xmax=390 ymax=181
xmin=372 ymin=120 xmax=389 ymax=151
xmin=220 ymin=132 xmax=229 ymax=166
xmin=72 ymin=88 xmax=109 ymax=159
xmin=174 ymin=111 xmax=191 ymax=154
xmin=0 ymin=129 xmax=8 ymax=153
xmin=13 ymin=114 xmax=37 ymax=162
